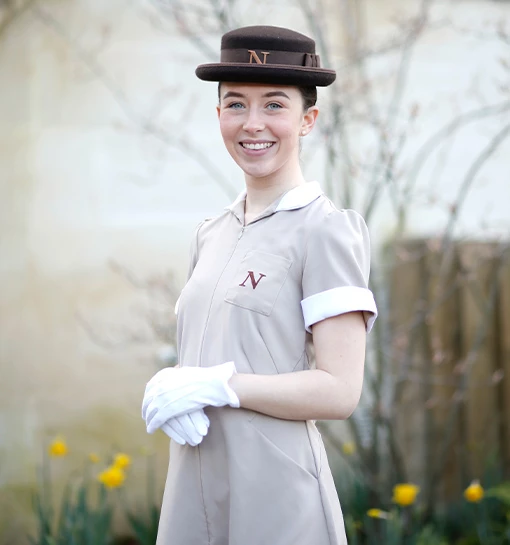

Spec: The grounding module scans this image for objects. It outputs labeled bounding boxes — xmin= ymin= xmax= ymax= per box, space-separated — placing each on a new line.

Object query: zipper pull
xmin=238 ymin=227 xmax=245 ymax=240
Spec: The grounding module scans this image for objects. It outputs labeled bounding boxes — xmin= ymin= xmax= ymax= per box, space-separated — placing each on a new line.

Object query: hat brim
xmin=195 ymin=63 xmax=336 ymax=87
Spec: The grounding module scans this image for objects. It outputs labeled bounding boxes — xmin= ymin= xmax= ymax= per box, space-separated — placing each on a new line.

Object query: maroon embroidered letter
xmin=239 ymin=271 xmax=266 ymax=289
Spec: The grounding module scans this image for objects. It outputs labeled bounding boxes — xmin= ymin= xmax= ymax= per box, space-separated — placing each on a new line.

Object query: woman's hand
xmin=159 ymin=410 xmax=210 ymax=446
xmin=152 ymin=363 xmax=212 ymax=447
xmin=142 ymin=362 xmax=240 ymax=434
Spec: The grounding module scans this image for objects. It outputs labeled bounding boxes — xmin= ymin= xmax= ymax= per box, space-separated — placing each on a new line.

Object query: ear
xmin=300 ymin=106 xmax=319 ymax=137
xmin=216 ymin=104 xmax=221 ymax=119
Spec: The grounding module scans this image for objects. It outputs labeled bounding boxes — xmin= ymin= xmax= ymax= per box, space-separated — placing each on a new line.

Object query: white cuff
xmin=301 ymin=286 xmax=378 ymax=334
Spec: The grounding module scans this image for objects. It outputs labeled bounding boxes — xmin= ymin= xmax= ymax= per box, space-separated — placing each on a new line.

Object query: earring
xmin=300 ymin=130 xmax=306 ymax=136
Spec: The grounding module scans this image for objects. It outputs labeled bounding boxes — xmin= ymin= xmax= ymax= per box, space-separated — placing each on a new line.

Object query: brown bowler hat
xmin=196 ymin=25 xmax=336 ymax=87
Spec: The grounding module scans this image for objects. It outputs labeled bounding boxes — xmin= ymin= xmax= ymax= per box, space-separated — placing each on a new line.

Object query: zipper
xmin=195 ymin=218 xmax=247 ymax=534
xmin=197 ymin=218 xmax=246 ymax=365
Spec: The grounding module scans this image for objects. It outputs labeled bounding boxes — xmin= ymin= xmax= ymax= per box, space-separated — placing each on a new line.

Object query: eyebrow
xmin=222 ymin=90 xmax=291 ymax=100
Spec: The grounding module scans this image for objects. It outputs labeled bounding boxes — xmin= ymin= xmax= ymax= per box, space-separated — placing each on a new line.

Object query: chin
xmin=239 ymin=166 xmax=276 ymax=179
xmin=239 ymin=157 xmax=281 ymax=176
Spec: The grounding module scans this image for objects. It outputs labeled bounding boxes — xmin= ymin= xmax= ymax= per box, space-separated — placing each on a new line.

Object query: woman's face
xmin=217 ymin=83 xmax=318 ymax=182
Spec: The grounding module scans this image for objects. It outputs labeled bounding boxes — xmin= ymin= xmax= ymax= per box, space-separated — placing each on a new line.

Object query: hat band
xmin=221 ymin=48 xmax=321 ymax=68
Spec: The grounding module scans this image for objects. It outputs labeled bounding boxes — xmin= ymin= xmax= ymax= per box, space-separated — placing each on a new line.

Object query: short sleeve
xmin=175 ymin=220 xmax=207 ymax=315
xmin=301 ymin=209 xmax=378 ymax=333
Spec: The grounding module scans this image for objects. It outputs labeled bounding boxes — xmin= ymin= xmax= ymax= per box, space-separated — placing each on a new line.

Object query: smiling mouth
xmin=240 ymin=142 xmax=275 ymax=150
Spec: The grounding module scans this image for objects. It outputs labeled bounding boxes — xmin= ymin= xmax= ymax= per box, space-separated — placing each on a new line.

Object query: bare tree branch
xmin=31 ymin=1 xmax=238 ymax=199
xmin=440 ymin=122 xmax=510 ymax=249
xmin=401 ymin=100 xmax=510 ymax=230
xmin=363 ymin=0 xmax=431 ymax=222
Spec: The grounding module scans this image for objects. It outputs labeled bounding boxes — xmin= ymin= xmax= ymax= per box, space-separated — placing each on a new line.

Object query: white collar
xmin=275 ymin=181 xmax=323 ymax=211
xmin=225 ymin=181 xmax=323 ymax=213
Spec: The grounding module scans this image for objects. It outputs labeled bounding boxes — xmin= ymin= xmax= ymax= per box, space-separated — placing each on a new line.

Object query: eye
xmin=226 ymin=102 xmax=244 ymax=110
xmin=267 ymin=102 xmax=282 ymax=110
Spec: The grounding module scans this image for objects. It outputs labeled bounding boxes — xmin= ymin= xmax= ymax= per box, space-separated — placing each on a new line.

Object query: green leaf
xmin=486 ymin=483 xmax=510 ymax=506
xmin=415 ymin=525 xmax=449 ymax=545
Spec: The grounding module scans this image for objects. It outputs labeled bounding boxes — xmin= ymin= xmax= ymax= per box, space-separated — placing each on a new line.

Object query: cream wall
xmin=1 ymin=0 xmax=509 ymax=542
xmin=0 ymin=1 xmax=334 ymax=541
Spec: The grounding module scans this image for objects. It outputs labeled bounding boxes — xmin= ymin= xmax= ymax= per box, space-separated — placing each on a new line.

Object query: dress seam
xmin=197 ymin=445 xmax=212 ymax=544
xmin=197 ymin=220 xmax=243 ymax=367
xmin=257 ymin=329 xmax=279 ymax=374
xmin=291 ymin=349 xmax=307 ymax=371
xmin=305 ymin=423 xmax=321 ymax=480
xmin=300 ymin=196 xmax=331 ymax=273
xmin=305 ymin=423 xmax=334 ymax=545
xmin=194 ymin=220 xmax=243 ymax=545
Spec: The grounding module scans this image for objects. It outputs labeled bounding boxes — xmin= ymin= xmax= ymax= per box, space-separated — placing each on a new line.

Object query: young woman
xmin=142 ymin=25 xmax=378 ymax=545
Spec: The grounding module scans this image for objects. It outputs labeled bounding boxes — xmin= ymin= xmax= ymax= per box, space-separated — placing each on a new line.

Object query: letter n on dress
xmin=239 ymin=271 xmax=266 ymax=289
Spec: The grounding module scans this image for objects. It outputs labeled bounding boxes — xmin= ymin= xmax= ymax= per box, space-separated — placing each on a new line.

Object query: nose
xmin=242 ymin=108 xmax=264 ymax=133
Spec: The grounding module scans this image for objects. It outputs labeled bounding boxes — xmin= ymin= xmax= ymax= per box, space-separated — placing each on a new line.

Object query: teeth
xmin=242 ymin=142 xmax=273 ymax=150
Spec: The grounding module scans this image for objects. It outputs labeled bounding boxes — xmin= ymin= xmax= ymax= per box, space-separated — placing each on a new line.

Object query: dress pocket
xmin=224 ymin=250 xmax=292 ymax=316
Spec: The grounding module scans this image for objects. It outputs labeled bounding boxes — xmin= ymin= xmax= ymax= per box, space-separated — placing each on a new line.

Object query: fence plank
xmin=498 ymin=249 xmax=510 ymax=480
xmin=450 ymin=243 xmax=500 ymax=481
xmin=425 ymin=243 xmax=462 ymax=502
xmin=390 ymin=240 xmax=428 ymax=483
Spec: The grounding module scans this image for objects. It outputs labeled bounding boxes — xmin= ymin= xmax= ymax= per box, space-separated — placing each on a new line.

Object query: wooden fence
xmin=389 ymin=239 xmax=510 ymax=501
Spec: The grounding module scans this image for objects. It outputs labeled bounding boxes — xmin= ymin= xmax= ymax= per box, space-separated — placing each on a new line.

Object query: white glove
xmin=142 ymin=371 xmax=211 ymax=446
xmin=142 ymin=362 xmax=239 ymax=435
xmin=160 ymin=410 xmax=210 ymax=446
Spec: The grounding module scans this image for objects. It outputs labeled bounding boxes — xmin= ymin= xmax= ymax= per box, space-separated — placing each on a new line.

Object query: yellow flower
xmin=97 ymin=465 xmax=126 ymax=489
xmin=464 ymin=480 xmax=484 ymax=503
xmin=113 ymin=453 xmax=131 ymax=470
xmin=342 ymin=442 xmax=356 ymax=456
xmin=367 ymin=508 xmax=389 ymax=519
xmin=88 ymin=453 xmax=100 ymax=464
xmin=48 ymin=437 xmax=68 ymax=457
xmin=392 ymin=483 xmax=420 ymax=506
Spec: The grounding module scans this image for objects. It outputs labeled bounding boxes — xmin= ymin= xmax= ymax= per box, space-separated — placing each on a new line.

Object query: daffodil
xmin=113 ymin=453 xmax=131 ymax=470
xmin=392 ymin=483 xmax=420 ymax=506
xmin=97 ymin=465 xmax=126 ymax=489
xmin=367 ymin=508 xmax=389 ymax=519
xmin=48 ymin=437 xmax=68 ymax=457
xmin=464 ymin=480 xmax=484 ymax=503
xmin=88 ymin=453 xmax=100 ymax=464
xmin=342 ymin=442 xmax=356 ymax=456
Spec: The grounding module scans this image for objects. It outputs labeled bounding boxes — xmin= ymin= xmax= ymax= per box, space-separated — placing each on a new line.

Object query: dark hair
xmin=217 ymin=83 xmax=317 ymax=111
xmin=299 ymin=86 xmax=317 ymax=110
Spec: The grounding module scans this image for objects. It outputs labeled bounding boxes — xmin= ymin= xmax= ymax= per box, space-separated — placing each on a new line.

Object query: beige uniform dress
xmin=157 ymin=182 xmax=378 ymax=545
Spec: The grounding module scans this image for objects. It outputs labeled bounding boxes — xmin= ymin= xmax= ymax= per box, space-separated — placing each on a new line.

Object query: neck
xmin=243 ymin=164 xmax=307 ymax=217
